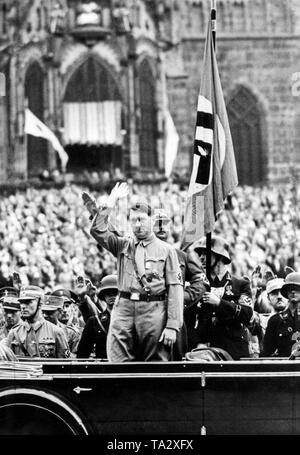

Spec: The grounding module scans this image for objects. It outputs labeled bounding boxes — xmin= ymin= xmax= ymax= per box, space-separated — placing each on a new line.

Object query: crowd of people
xmin=0 ymin=180 xmax=298 ymax=292
xmin=0 ymin=178 xmax=299 ymax=362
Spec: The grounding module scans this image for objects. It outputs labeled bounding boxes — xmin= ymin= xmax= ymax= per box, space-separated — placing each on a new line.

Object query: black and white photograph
xmin=0 ymin=0 xmax=299 ymax=441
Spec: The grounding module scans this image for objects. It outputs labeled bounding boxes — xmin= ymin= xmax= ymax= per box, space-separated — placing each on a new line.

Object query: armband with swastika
xmin=238 ymin=294 xmax=252 ymax=306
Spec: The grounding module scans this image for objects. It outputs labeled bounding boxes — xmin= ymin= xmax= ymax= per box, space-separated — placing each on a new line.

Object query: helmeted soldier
xmin=87 ymin=182 xmax=184 ymax=362
xmin=190 ymin=236 xmax=253 ymax=360
xmin=0 ymin=287 xmax=21 ymax=341
xmin=263 ymin=272 xmax=300 ymax=357
xmin=42 ymin=294 xmax=80 ymax=356
xmin=77 ymin=274 xmax=118 ymax=359
xmin=5 ymin=286 xmax=70 ymax=358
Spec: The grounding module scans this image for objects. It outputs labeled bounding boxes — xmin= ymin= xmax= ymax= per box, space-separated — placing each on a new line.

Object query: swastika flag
xmin=182 ymin=21 xmax=238 ymax=244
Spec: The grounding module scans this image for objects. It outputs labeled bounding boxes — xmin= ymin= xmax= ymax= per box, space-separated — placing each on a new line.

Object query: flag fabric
xmin=182 ymin=21 xmax=238 ymax=244
xmin=164 ymin=109 xmax=179 ymax=178
xmin=24 ymin=108 xmax=69 ymax=171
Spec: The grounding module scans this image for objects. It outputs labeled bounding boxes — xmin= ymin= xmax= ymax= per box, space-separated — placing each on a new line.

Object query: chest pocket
xmin=120 ymin=251 xmax=135 ymax=276
xmin=145 ymin=256 xmax=165 ymax=280
xmin=38 ymin=338 xmax=56 ymax=358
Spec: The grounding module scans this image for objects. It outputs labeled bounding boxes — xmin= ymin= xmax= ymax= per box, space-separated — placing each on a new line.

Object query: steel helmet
xmin=98 ymin=275 xmax=118 ymax=298
xmin=192 ymin=236 xmax=231 ymax=264
xmin=281 ymin=272 xmax=300 ymax=298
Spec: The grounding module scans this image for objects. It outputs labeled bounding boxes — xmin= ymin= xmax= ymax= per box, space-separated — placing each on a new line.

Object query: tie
xmin=26 ymin=327 xmax=38 ymax=356
xmin=294 ymin=309 xmax=300 ymax=332
xmin=135 ymin=241 xmax=146 ymax=279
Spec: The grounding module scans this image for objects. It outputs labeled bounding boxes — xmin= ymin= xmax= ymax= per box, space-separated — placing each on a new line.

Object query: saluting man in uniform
xmin=42 ymin=295 xmax=80 ymax=356
xmin=77 ymin=274 xmax=118 ymax=359
xmin=5 ymin=286 xmax=70 ymax=358
xmin=87 ymin=182 xmax=184 ymax=362
xmin=191 ymin=236 xmax=253 ymax=360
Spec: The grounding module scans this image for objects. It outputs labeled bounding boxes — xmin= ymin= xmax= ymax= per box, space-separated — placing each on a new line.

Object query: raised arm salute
xmin=84 ymin=182 xmax=184 ymax=362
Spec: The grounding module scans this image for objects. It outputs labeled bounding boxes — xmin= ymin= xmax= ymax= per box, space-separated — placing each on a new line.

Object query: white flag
xmin=24 ymin=108 xmax=69 ymax=171
xmin=164 ymin=110 xmax=179 ymax=178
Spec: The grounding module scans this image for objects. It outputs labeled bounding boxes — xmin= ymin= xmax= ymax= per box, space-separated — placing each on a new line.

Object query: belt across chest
xmin=119 ymin=291 xmax=166 ymax=302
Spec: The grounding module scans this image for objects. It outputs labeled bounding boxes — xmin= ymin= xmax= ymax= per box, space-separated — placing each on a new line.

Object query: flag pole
xmin=206 ymin=0 xmax=216 ymax=283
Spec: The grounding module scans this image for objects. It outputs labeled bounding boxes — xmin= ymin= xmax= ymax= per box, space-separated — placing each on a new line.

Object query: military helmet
xmin=18 ymin=285 xmax=44 ymax=303
xmin=98 ymin=275 xmax=118 ymax=298
xmin=266 ymin=278 xmax=285 ymax=295
xmin=193 ymin=236 xmax=231 ymax=264
xmin=281 ymin=272 xmax=300 ymax=298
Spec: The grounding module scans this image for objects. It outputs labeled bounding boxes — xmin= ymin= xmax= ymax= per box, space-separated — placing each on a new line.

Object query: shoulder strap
xmin=94 ymin=314 xmax=108 ymax=335
xmin=133 ymin=244 xmax=150 ymax=294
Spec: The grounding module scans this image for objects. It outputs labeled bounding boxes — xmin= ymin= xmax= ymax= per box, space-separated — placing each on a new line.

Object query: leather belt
xmin=119 ymin=291 xmax=166 ymax=302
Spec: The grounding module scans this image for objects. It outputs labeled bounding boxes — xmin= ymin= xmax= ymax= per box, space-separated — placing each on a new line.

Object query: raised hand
xmin=106 ymin=182 xmax=129 ymax=208
xmin=12 ymin=271 xmax=22 ymax=291
xmin=82 ymin=192 xmax=98 ymax=217
xmin=285 ymin=266 xmax=295 ymax=276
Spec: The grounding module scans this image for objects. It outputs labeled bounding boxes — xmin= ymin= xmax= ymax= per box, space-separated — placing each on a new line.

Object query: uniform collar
xmin=23 ymin=316 xmax=45 ymax=332
xmin=211 ymin=270 xmax=231 ymax=285
xmin=135 ymin=233 xmax=155 ymax=247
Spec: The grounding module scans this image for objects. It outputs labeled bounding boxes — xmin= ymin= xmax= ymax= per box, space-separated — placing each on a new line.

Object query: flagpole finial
xmin=211 ymin=0 xmax=217 ymax=26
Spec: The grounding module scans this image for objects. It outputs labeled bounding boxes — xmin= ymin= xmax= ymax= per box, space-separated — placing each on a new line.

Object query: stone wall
xmin=165 ymin=0 xmax=300 ymax=183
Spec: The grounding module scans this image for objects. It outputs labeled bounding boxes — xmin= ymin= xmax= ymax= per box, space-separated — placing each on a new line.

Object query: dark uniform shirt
xmin=77 ymin=310 xmax=110 ymax=359
xmin=196 ymin=271 xmax=253 ymax=360
xmin=262 ymin=308 xmax=296 ymax=357
xmin=173 ymin=249 xmax=209 ymax=358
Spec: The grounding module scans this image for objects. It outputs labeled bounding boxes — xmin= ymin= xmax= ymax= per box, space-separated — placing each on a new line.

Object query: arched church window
xmin=138 ymin=59 xmax=157 ymax=168
xmin=227 ymin=86 xmax=266 ymax=185
xmin=63 ymin=57 xmax=123 ymax=171
xmin=25 ymin=61 xmax=47 ymax=176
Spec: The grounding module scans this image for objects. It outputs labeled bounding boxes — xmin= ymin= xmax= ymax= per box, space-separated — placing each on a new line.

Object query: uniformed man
xmin=0 ymin=287 xmax=21 ymax=341
xmin=262 ymin=272 xmax=300 ymax=357
xmin=77 ymin=274 xmax=118 ymax=359
xmin=190 ymin=236 xmax=253 ymax=360
xmin=42 ymin=294 xmax=80 ymax=356
xmin=266 ymin=277 xmax=288 ymax=314
xmin=5 ymin=286 xmax=70 ymax=358
xmin=50 ymin=289 xmax=79 ymax=326
xmin=87 ymin=182 xmax=184 ymax=362
xmin=258 ymin=277 xmax=287 ymax=337
xmin=153 ymin=211 xmax=209 ymax=358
